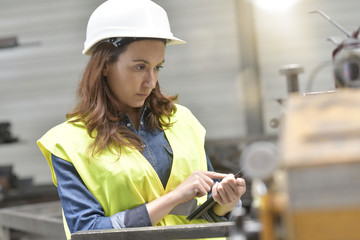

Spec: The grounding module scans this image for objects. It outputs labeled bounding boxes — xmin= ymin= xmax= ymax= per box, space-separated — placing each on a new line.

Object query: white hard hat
xmin=83 ymin=0 xmax=185 ymax=55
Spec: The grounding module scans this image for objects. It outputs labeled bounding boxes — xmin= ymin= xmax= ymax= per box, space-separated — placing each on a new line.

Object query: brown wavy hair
xmin=66 ymin=40 xmax=177 ymax=156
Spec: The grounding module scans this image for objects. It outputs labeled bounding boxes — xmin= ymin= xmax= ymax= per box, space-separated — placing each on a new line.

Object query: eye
xmin=155 ymin=66 xmax=164 ymax=72
xmin=135 ymin=65 xmax=145 ymax=71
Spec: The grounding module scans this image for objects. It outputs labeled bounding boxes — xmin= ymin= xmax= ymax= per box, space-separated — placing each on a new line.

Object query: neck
xmin=123 ymin=106 xmax=144 ymax=131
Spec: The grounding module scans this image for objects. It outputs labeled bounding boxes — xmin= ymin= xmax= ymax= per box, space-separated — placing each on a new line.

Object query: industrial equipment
xmin=233 ymin=10 xmax=360 ymax=240
xmin=310 ymin=10 xmax=360 ymax=88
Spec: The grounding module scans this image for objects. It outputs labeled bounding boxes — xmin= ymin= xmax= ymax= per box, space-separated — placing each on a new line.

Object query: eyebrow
xmin=132 ymin=59 xmax=165 ymax=65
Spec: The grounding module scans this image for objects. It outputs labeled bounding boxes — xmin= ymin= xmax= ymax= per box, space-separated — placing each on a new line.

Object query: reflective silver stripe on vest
xmin=169 ymin=198 xmax=198 ymax=216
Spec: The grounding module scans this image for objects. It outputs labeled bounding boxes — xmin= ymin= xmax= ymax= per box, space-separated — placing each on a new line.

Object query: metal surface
xmin=0 ymin=201 xmax=64 ymax=240
xmin=72 ymin=222 xmax=234 ymax=240
xmin=310 ymin=10 xmax=360 ymax=88
xmin=0 ymin=200 xmax=261 ymax=240
xmin=72 ymin=221 xmax=236 ymax=240
xmin=309 ymin=10 xmax=352 ymax=38
xmin=0 ymin=37 xmax=18 ymax=49
xmin=279 ymin=64 xmax=304 ymax=93
xmin=71 ymin=220 xmax=261 ymax=240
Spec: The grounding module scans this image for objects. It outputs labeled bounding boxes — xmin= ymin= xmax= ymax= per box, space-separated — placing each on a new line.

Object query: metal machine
xmin=232 ymin=11 xmax=360 ymax=240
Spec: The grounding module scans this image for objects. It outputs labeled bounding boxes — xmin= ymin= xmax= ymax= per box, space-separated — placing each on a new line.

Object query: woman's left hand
xmin=211 ymin=174 xmax=246 ymax=215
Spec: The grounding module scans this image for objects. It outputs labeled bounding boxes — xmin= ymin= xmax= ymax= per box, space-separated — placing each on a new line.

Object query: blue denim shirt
xmin=51 ymin=109 xmax=217 ymax=233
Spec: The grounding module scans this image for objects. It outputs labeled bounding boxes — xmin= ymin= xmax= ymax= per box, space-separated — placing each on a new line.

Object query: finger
xmin=194 ymin=171 xmax=215 ymax=190
xmin=194 ymin=188 xmax=201 ymax=198
xmin=236 ymin=177 xmax=246 ymax=186
xmin=220 ymin=174 xmax=237 ymax=188
xmin=203 ymin=171 xmax=228 ymax=180
xmin=212 ymin=182 xmax=225 ymax=205
xmin=222 ymin=177 xmax=246 ymax=201
xmin=198 ymin=177 xmax=212 ymax=195
xmin=212 ymin=175 xmax=233 ymax=204
xmin=193 ymin=176 xmax=212 ymax=196
xmin=199 ymin=172 xmax=216 ymax=188
xmin=236 ymin=178 xmax=247 ymax=196
xmin=221 ymin=181 xmax=237 ymax=203
xmin=232 ymin=178 xmax=246 ymax=195
xmin=220 ymin=175 xmax=245 ymax=202
xmin=223 ymin=176 xmax=240 ymax=191
xmin=216 ymin=181 xmax=231 ymax=204
xmin=223 ymin=174 xmax=245 ymax=188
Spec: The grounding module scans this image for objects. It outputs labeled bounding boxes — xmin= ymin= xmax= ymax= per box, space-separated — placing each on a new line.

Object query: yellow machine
xmin=241 ymin=89 xmax=360 ymax=240
xmin=280 ymin=89 xmax=360 ymax=240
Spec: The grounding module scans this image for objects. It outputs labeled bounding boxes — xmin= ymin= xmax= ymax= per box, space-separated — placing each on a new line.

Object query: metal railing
xmin=0 ymin=200 xmax=260 ymax=240
xmin=0 ymin=201 xmax=65 ymax=240
xmin=72 ymin=222 xmax=234 ymax=240
xmin=71 ymin=220 xmax=260 ymax=240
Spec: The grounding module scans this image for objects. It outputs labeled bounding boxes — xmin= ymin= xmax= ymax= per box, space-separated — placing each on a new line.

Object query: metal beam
xmin=72 ymin=221 xmax=261 ymax=240
xmin=72 ymin=222 xmax=234 ymax=240
xmin=236 ymin=0 xmax=264 ymax=136
xmin=0 ymin=201 xmax=65 ymax=239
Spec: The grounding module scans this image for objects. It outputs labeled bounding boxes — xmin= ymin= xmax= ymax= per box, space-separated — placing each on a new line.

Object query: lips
xmin=136 ymin=93 xmax=149 ymax=98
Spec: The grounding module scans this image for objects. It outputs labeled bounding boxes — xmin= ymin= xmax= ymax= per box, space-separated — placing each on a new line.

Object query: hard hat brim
xmin=82 ymin=34 xmax=186 ymax=56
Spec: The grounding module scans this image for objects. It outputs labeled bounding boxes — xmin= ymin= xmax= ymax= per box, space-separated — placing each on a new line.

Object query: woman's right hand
xmin=146 ymin=170 xmax=227 ymax=225
xmin=171 ymin=170 xmax=228 ymax=204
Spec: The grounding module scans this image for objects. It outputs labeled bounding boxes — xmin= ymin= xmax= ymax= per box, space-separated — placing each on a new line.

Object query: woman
xmin=37 ymin=0 xmax=246 ymax=239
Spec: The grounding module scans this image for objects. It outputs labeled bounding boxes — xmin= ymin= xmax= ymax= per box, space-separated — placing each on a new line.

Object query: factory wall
xmin=0 ymin=0 xmax=104 ymax=184
xmin=152 ymin=0 xmax=246 ymax=140
xmin=0 ymin=0 xmax=359 ymax=184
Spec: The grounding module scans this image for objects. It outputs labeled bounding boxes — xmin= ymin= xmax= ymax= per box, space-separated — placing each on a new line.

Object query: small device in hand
xmin=186 ymin=169 xmax=244 ymax=220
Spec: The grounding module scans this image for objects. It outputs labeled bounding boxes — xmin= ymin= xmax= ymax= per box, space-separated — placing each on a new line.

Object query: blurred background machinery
xmin=231 ymin=10 xmax=360 ymax=240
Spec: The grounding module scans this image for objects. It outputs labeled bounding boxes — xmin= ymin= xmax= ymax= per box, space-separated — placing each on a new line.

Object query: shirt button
xmin=126 ymin=123 xmax=131 ymax=127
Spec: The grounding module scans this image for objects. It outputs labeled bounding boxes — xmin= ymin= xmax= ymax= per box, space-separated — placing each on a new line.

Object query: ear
xmin=103 ymin=61 xmax=109 ymax=77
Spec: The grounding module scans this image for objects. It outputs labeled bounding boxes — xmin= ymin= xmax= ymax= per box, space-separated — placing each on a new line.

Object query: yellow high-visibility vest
xmin=38 ymin=104 xmax=224 ymax=240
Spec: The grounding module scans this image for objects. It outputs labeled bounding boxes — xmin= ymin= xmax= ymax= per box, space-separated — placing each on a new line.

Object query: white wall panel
xmin=0 ymin=0 xmax=105 ymax=184
xmin=153 ymin=0 xmax=246 ymax=140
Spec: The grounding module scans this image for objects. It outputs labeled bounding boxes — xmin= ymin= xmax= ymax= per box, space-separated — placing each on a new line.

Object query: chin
xmin=133 ymin=101 xmax=146 ymax=108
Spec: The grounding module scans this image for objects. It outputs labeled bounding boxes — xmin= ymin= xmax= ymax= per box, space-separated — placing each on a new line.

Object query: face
xmin=104 ymin=39 xmax=166 ymax=114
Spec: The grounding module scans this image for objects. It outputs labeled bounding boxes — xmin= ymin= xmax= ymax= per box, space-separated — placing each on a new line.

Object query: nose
xmin=144 ymin=70 xmax=157 ymax=89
